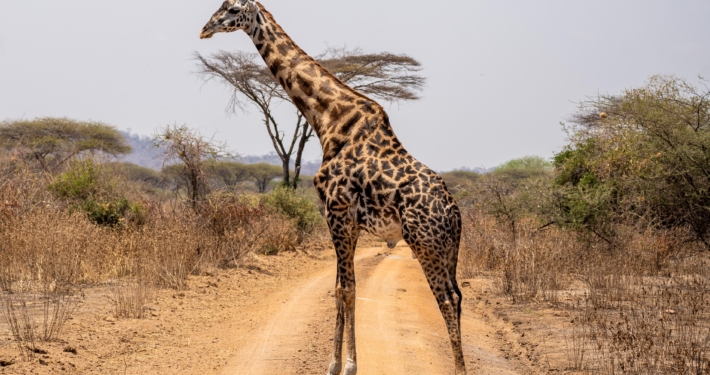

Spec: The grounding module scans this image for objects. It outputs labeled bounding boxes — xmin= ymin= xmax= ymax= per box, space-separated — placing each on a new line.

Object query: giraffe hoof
xmin=326 ymin=360 xmax=341 ymax=375
xmin=343 ymin=359 xmax=357 ymax=375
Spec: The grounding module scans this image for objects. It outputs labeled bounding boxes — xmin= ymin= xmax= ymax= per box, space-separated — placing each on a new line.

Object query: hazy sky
xmin=1 ymin=1 xmax=709 ymax=171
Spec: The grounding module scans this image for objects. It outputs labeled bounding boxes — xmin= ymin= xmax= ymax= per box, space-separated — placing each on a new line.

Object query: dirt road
xmin=222 ymin=244 xmax=527 ymax=375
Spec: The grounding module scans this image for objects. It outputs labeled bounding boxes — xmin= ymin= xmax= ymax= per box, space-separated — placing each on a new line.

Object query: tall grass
xmin=0 ymin=156 xmax=313 ymax=358
xmin=459 ymin=208 xmax=710 ymax=374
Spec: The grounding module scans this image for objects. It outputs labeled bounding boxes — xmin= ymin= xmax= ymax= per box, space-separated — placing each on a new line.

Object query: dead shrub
xmin=460 ymin=210 xmax=575 ymax=304
xmin=0 ymin=187 xmax=301 ymax=294
xmin=460 ymin=205 xmax=710 ymax=373
xmin=0 ymin=209 xmax=116 ymax=287
xmin=113 ymin=279 xmax=153 ymax=319
xmin=0 ymin=293 xmax=38 ymax=360
xmin=564 ymin=312 xmax=590 ymax=371
xmin=198 ymin=194 xmax=299 ymax=260
xmin=134 ymin=217 xmax=202 ymax=289
xmin=0 ymin=281 xmax=82 ymax=360
xmin=578 ymin=274 xmax=710 ymax=374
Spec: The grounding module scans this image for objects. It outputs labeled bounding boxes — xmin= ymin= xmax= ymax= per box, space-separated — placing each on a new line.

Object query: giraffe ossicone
xmin=200 ymin=2 xmax=467 ymax=374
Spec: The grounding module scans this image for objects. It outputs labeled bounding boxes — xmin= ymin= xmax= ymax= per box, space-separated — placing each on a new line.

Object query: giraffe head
xmin=200 ymin=0 xmax=259 ymax=39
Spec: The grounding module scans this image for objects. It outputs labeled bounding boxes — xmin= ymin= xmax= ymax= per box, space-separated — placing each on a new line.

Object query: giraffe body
xmin=200 ymin=2 xmax=466 ymax=374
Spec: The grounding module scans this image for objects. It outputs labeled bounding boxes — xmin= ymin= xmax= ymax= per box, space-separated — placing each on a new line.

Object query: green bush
xmin=262 ymin=186 xmax=323 ymax=234
xmin=48 ymin=159 xmax=145 ymax=227
xmin=549 ymin=140 xmax=620 ymax=237
xmin=80 ymin=198 xmax=128 ymax=227
xmin=550 ymin=75 xmax=710 ymax=247
xmin=48 ymin=158 xmax=102 ymax=200
xmin=492 ymin=156 xmax=552 ymax=183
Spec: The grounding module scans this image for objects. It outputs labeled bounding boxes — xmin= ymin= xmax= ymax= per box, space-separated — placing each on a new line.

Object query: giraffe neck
xmin=247 ymin=4 xmax=381 ymax=147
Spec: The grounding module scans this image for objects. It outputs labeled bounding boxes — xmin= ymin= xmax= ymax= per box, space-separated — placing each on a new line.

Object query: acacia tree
xmin=248 ymin=163 xmax=283 ymax=192
xmin=212 ymin=161 xmax=282 ymax=192
xmin=212 ymin=161 xmax=253 ymax=189
xmin=153 ymin=125 xmax=230 ymax=208
xmin=194 ymin=47 xmax=425 ymax=188
xmin=0 ymin=117 xmax=131 ymax=172
xmin=553 ymin=75 xmax=710 ymax=247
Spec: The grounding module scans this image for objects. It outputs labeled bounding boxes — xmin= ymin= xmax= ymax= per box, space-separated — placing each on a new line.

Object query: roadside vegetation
xmin=0 ymin=118 xmax=325 ymax=361
xmin=457 ymin=75 xmax=710 ymax=374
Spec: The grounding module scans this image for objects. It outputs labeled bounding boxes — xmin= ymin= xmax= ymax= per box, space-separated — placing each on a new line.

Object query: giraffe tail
xmin=446 ymin=204 xmax=463 ymax=320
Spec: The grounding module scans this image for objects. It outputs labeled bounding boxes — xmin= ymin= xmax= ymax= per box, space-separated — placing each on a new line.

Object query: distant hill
xmin=240 ymin=153 xmax=321 ymax=176
xmin=118 ymin=131 xmax=322 ymax=174
xmin=118 ymin=131 xmax=163 ymax=170
xmin=117 ymin=131 xmax=484 ymax=175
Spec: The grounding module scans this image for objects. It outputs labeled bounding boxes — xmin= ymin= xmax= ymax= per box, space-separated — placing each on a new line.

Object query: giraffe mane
xmin=256 ymin=2 xmax=387 ymax=116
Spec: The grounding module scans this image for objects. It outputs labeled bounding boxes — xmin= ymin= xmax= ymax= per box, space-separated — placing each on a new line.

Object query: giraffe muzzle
xmin=199 ymin=24 xmax=216 ymax=39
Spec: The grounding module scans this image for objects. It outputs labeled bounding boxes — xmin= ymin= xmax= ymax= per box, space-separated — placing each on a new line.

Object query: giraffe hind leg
xmin=406 ymin=238 xmax=466 ymax=374
xmin=443 ymin=278 xmax=466 ymax=375
xmin=422 ymin=255 xmax=467 ymax=374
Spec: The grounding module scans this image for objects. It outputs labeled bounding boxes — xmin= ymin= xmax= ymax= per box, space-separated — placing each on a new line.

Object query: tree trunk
xmin=291 ymin=122 xmax=311 ymax=189
xmin=256 ymin=178 xmax=268 ymax=193
xmin=281 ymin=156 xmax=291 ymax=188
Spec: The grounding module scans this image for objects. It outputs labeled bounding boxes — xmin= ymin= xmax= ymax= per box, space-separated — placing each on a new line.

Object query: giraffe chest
xmin=354 ymin=194 xmax=404 ymax=247
xmin=365 ymin=214 xmax=403 ymax=247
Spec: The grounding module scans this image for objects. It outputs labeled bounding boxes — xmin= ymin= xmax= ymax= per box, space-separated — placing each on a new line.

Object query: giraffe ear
xmin=245 ymin=0 xmax=257 ymax=13
xmin=240 ymin=0 xmax=257 ymax=13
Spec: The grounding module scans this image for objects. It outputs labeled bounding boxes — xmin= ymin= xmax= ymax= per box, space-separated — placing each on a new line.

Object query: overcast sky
xmin=1 ymin=1 xmax=709 ymax=171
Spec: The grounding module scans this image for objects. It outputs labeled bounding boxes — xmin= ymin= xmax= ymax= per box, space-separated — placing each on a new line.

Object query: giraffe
xmin=200 ymin=2 xmax=466 ymax=374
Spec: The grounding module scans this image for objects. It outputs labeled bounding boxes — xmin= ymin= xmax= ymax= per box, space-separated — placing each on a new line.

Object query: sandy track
xmin=222 ymin=245 xmax=525 ymax=375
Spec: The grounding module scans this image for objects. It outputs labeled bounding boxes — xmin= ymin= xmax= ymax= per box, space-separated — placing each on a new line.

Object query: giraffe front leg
xmin=342 ymin=277 xmax=357 ymax=375
xmin=327 ymin=283 xmax=345 ymax=375
xmin=326 ymin=208 xmax=359 ymax=375
xmin=327 ymin=276 xmax=358 ymax=375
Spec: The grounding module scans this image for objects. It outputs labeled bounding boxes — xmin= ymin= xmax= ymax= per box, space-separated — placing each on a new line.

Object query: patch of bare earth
xmin=461 ymin=274 xmax=590 ymax=375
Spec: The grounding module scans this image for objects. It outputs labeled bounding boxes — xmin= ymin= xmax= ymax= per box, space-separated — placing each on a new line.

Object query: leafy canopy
xmin=492 ymin=156 xmax=552 ymax=183
xmin=0 ymin=117 xmax=131 ymax=170
xmin=552 ymin=75 xmax=710 ymax=247
xmin=212 ymin=161 xmax=283 ymax=192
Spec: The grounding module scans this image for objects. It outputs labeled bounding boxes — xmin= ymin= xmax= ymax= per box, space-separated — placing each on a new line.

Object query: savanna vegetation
xmin=456 ymin=75 xmax=710 ymax=374
xmin=0 ymin=118 xmax=326 ymax=361
xmin=1 ymin=75 xmax=709 ymax=373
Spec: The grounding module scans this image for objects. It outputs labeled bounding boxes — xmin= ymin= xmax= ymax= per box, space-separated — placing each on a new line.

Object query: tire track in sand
xmin=222 ymin=245 xmax=524 ymax=375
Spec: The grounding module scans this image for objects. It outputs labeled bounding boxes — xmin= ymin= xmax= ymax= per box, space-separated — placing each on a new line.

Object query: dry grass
xmin=460 ymin=209 xmax=710 ymax=374
xmin=112 ymin=279 xmax=153 ymax=319
xmin=459 ymin=210 xmax=578 ymax=305
xmin=0 ymin=281 xmax=82 ymax=360
xmin=0 ymin=172 xmax=300 ymax=288
xmin=0 ymin=158 xmax=306 ymax=359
